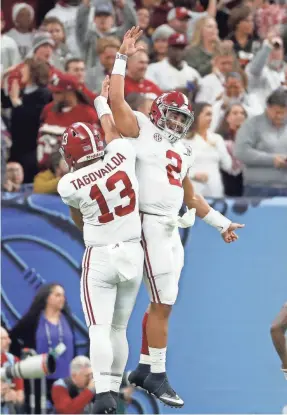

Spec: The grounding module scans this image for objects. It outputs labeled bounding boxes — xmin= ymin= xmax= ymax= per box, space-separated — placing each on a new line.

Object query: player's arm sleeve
xmin=183 ymin=175 xmax=211 ymax=217
xmin=106 ymin=138 xmax=137 ymax=159
xmin=109 ymin=61 xmax=140 ymax=138
xmin=57 ymin=176 xmax=80 ymax=209
xmin=234 ymin=119 xmax=275 ymax=166
xmin=69 ymin=207 xmax=84 ymax=232
xmin=52 ymin=384 xmax=94 ymax=414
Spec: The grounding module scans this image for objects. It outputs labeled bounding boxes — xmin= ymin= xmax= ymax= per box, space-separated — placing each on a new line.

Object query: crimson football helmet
xmin=59 ymin=122 xmax=104 ymax=169
xmin=150 ymin=91 xmax=194 ymax=143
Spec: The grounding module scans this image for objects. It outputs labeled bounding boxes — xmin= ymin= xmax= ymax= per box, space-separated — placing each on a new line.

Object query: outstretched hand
xmin=119 ymin=26 xmax=144 ymax=57
xmin=100 ymin=75 xmax=110 ymax=99
xmin=221 ymin=223 xmax=245 ymax=243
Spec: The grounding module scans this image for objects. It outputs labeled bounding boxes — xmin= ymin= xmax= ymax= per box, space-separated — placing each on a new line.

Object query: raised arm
xmin=270 ymin=303 xmax=287 ymax=370
xmin=182 ymin=175 xmax=244 ymax=243
xmin=109 ymin=27 xmax=143 ymax=138
xmin=94 ymin=76 xmax=120 ymax=144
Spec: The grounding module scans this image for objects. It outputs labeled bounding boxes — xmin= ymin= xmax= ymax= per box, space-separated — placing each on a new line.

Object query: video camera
xmin=0 ymin=352 xmax=56 ymax=382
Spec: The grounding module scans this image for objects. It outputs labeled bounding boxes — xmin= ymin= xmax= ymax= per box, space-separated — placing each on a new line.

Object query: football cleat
xmin=93 ymin=392 xmax=117 ymax=414
xmin=127 ymin=364 xmax=150 ymax=388
xmin=143 ymin=372 xmax=184 ymax=408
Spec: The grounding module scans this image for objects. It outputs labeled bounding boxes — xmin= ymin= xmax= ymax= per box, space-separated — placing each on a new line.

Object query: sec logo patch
xmin=154 ymin=133 xmax=162 ymax=142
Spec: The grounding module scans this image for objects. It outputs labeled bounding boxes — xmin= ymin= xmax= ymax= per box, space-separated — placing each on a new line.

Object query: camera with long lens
xmin=0 ymin=352 xmax=56 ymax=382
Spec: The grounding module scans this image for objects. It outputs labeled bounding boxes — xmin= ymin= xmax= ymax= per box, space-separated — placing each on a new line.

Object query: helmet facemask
xmin=157 ymin=104 xmax=194 ymax=143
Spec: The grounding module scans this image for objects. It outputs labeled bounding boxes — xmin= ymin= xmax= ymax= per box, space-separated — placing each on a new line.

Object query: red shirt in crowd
xmin=0 ymin=352 xmax=24 ymax=391
xmin=124 ymin=75 xmax=162 ymax=99
xmin=52 ymin=381 xmax=94 ymax=414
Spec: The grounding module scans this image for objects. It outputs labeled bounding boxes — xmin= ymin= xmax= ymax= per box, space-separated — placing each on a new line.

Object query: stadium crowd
xmin=1 ymin=0 xmax=287 ymax=198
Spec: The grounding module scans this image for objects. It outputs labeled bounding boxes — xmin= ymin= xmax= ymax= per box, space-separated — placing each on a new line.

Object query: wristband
xmin=94 ymin=96 xmax=112 ymax=119
xmin=111 ymin=53 xmax=127 ymax=77
xmin=202 ymin=208 xmax=231 ymax=233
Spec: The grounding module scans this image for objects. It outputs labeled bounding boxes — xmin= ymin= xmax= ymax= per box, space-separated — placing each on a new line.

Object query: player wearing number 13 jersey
xmin=57 ymin=77 xmax=144 ymax=414
xmin=109 ymin=27 xmax=245 ymax=409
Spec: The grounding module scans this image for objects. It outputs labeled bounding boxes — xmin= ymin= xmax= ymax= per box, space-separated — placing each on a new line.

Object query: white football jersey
xmin=131 ymin=112 xmax=194 ymax=216
xmin=58 ymin=139 xmax=141 ymax=247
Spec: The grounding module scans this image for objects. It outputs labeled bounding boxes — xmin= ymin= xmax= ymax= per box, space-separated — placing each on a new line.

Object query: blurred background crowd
xmin=1 ymin=0 xmax=287 ymax=198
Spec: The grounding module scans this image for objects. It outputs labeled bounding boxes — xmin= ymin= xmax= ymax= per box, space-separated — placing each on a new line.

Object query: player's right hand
xmin=119 ymin=26 xmax=144 ymax=57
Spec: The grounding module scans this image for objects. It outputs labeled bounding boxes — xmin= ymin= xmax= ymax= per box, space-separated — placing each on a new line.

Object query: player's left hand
xmin=221 ymin=223 xmax=245 ymax=243
xmin=100 ymin=75 xmax=110 ymax=99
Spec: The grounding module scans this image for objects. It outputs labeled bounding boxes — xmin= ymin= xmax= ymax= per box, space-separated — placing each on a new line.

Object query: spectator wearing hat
xmin=1 ymin=11 xmax=21 ymax=73
xmin=235 ymin=88 xmax=287 ymax=197
xmin=34 ymin=151 xmax=68 ymax=194
xmin=38 ymin=72 xmax=99 ymax=168
xmin=146 ymin=33 xmax=200 ymax=93
xmin=124 ymin=49 xmax=162 ymax=99
xmin=195 ymin=42 xmax=238 ymax=105
xmin=153 ymin=7 xmax=192 ymax=41
xmin=209 ymin=71 xmax=259 ymax=132
xmin=76 ymin=0 xmax=137 ymax=69
xmin=85 ymin=37 xmax=121 ymax=95
xmin=6 ymin=3 xmax=35 ymax=60
xmin=45 ymin=0 xmax=81 ymax=57
xmin=2 ymin=58 xmax=51 ymax=183
xmin=149 ymin=25 xmax=174 ymax=63
xmin=246 ymin=32 xmax=286 ymax=112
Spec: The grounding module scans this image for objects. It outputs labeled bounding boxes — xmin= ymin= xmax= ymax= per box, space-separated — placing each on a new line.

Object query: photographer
xmin=0 ymin=327 xmax=24 ymax=414
xmin=51 ymin=356 xmax=95 ymax=414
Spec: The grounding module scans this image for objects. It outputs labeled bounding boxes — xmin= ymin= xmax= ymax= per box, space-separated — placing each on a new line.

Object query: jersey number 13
xmin=89 ymin=171 xmax=136 ymax=224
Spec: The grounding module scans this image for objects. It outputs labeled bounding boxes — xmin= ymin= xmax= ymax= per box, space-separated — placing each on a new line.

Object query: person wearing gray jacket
xmin=76 ymin=0 xmax=137 ymax=69
xmin=234 ymin=88 xmax=287 ymax=197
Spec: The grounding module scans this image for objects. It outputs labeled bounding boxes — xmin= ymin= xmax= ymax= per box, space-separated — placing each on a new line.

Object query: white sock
xmin=149 ymin=347 xmax=166 ymax=373
xmin=110 ymin=374 xmax=122 ymax=393
xmin=110 ymin=324 xmax=128 ymax=393
xmin=89 ymin=325 xmax=113 ymax=393
xmin=139 ymin=353 xmax=151 ymax=365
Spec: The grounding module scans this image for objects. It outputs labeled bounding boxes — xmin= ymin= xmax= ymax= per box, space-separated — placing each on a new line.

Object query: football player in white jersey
xmin=58 ymin=77 xmax=144 ymax=414
xmin=109 ymin=27 xmax=245 ymax=408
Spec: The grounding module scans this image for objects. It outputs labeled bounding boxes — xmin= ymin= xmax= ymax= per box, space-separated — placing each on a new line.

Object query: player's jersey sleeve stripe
xmin=140 ymin=213 xmax=161 ymax=304
xmin=81 ymin=247 xmax=92 ymax=326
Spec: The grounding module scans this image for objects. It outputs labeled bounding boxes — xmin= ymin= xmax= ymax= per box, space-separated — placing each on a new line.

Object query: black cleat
xmin=128 ymin=363 xmax=150 ymax=388
xmin=143 ymin=372 xmax=184 ymax=408
xmin=93 ymin=392 xmax=117 ymax=414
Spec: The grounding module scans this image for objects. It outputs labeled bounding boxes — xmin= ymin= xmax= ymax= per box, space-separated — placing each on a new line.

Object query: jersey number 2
xmin=166 ymin=150 xmax=182 ymax=188
xmin=90 ymin=171 xmax=136 ymax=223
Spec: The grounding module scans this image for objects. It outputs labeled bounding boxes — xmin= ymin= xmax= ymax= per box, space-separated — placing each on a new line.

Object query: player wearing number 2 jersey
xmin=109 ymin=27 xmax=245 ymax=408
xmin=58 ymin=77 xmax=144 ymax=414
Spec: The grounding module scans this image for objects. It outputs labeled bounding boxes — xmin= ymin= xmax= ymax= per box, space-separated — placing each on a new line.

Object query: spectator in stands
xmin=124 ymin=50 xmax=162 ymax=98
xmin=255 ymin=1 xmax=286 ymax=41
xmin=52 ymin=356 xmax=95 ymax=414
xmin=6 ymin=3 xmax=35 ymax=60
xmin=76 ymin=1 xmax=137 ymax=69
xmin=1 ymin=327 xmax=25 ymax=414
xmin=195 ymin=42 xmax=237 ymax=105
xmin=210 ymin=71 xmax=259 ymax=132
xmin=10 ymin=283 xmax=76 ymax=414
xmin=2 ymin=58 xmax=51 ymax=183
xmin=246 ymin=32 xmax=286 ymax=111
xmin=149 ymin=25 xmax=173 ymax=63
xmin=45 ymin=0 xmax=81 ymax=57
xmin=164 ymin=7 xmax=192 ymax=35
xmin=85 ymin=37 xmax=120 ymax=94
xmin=65 ymin=58 xmax=97 ymax=105
xmin=38 ymin=73 xmax=99 ymax=168
xmin=126 ymin=92 xmax=153 ymax=116
xmin=137 ymin=7 xmax=151 ymax=45
xmin=146 ymin=33 xmax=200 ymax=93
xmin=1 ymin=10 xmax=21 ymax=73
xmin=43 ymin=17 xmax=72 ymax=69
xmin=216 ymin=104 xmax=247 ymax=196
xmin=1 ymin=118 xmax=11 ymax=190
xmin=34 ymin=152 xmax=68 ymax=194
xmin=185 ymin=16 xmax=219 ymax=77
xmin=3 ymin=162 xmax=27 ymax=193
xmin=235 ymin=88 xmax=287 ymax=197
xmin=184 ymin=102 xmax=232 ymax=198
xmin=227 ymin=5 xmax=258 ymax=68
